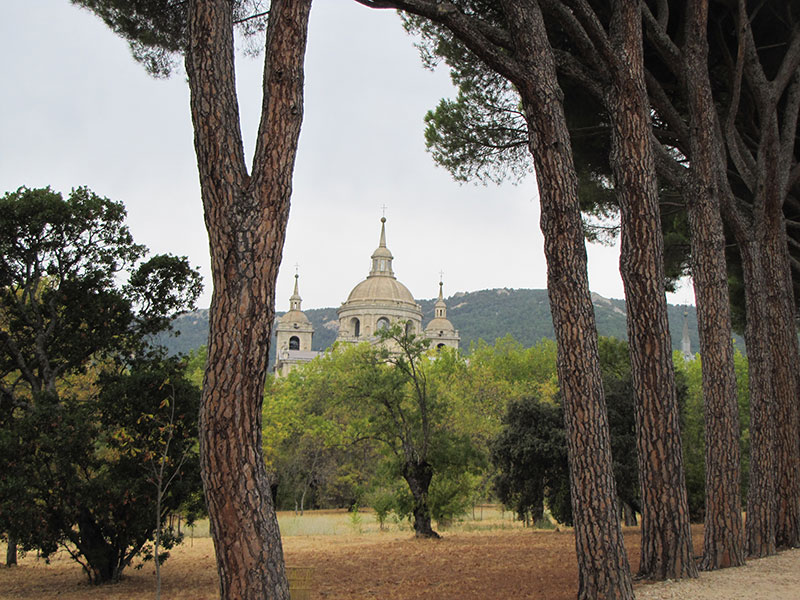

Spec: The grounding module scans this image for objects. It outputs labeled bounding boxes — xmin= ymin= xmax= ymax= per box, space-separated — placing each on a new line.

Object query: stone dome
xmin=425 ymin=316 xmax=454 ymax=332
xmin=345 ymin=276 xmax=416 ymax=305
xmin=337 ymin=217 xmax=424 ymax=342
xmin=278 ymin=309 xmax=310 ymax=324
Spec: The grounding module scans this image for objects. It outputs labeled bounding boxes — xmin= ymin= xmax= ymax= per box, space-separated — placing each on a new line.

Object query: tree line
xmin=204 ymin=331 xmax=749 ymax=542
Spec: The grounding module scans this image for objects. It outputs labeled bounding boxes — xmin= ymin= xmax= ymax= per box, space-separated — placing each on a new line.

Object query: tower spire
xmin=290 ymin=273 xmax=302 ymax=312
xmin=435 ymin=279 xmax=447 ymax=319
xmin=379 ymin=216 xmax=387 ymax=248
xmin=369 ymin=216 xmax=394 ymax=277
xmin=681 ymin=307 xmax=691 ymax=360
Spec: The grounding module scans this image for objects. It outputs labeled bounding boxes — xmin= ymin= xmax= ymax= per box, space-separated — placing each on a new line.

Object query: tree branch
xmin=642 ymin=2 xmax=682 ymax=78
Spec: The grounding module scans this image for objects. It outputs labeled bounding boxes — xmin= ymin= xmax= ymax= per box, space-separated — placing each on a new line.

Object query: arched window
xmin=436 ymin=343 xmax=446 ymax=351
xmin=377 ymin=317 xmax=390 ymax=331
xmin=405 ymin=320 xmax=413 ymax=336
xmin=352 ymin=318 xmax=361 ymax=337
xmin=289 ymin=336 xmax=300 ymax=350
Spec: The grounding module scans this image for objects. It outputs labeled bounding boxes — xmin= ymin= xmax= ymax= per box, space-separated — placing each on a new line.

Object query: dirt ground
xmin=2 ymin=522 xmax=799 ymax=599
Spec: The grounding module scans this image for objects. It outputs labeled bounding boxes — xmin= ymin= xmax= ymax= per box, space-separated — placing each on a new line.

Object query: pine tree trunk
xmin=606 ymin=1 xmax=696 ymax=581
xmin=185 ymin=1 xmax=311 ymax=598
xmin=503 ymin=3 xmax=634 ymax=598
xmin=682 ymin=0 xmax=744 ymax=571
xmin=764 ymin=201 xmax=800 ymax=550
xmin=739 ymin=241 xmax=778 ymax=558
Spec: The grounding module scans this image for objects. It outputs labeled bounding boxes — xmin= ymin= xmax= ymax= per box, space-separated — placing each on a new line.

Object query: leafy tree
xmin=491 ymin=337 xmax=640 ymax=528
xmin=69 ymin=1 xmax=313 ymax=596
xmin=101 ymin=355 xmax=203 ymax=597
xmin=279 ymin=327 xmax=484 ymax=538
xmin=363 ymin=327 xmax=484 ymax=537
xmin=0 ymin=186 xmax=202 ymax=583
xmin=264 ymin=359 xmax=379 ymax=512
xmin=491 ymin=393 xmax=569 ymax=526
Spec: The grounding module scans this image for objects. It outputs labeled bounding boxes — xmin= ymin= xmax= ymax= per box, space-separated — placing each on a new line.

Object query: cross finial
xmin=294 ymin=262 xmax=300 ymax=275
xmin=439 ymin=269 xmax=444 ymax=282
xmin=381 ymin=204 xmax=388 ymax=218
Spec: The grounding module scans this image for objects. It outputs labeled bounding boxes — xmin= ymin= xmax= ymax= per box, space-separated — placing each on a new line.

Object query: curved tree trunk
xmin=682 ymin=0 xmax=744 ymax=571
xmin=506 ymin=4 xmax=634 ymax=598
xmin=186 ymin=1 xmax=311 ymax=598
xmin=606 ymin=1 xmax=696 ymax=581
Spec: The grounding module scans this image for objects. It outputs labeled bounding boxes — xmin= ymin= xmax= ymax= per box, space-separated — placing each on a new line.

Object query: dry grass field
xmin=1 ymin=509 xmax=798 ymax=599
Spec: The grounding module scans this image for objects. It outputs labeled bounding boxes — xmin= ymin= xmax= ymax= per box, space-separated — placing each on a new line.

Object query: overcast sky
xmin=0 ymin=1 xmax=693 ymax=311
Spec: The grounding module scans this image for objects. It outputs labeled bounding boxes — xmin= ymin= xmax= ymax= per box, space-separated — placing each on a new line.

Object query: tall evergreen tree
xmin=641 ymin=0 xmax=800 ymax=556
xmin=70 ymin=1 xmax=313 ymax=597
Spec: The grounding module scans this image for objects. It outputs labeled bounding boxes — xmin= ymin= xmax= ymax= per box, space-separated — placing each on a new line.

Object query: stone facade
xmin=423 ymin=281 xmax=460 ymax=351
xmin=274 ymin=274 xmax=319 ymax=377
xmin=336 ymin=217 xmax=459 ymax=351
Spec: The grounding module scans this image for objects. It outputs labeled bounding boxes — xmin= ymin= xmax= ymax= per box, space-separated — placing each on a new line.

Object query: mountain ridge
xmin=156 ymin=288 xmax=743 ymax=364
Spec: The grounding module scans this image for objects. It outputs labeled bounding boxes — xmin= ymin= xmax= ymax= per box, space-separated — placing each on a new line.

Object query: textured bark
xmin=764 ymin=203 xmax=800 ymax=550
xmin=504 ymin=4 xmax=634 ymax=598
xmin=739 ymin=242 xmax=777 ymax=558
xmin=682 ymin=0 xmax=744 ymax=571
xmin=185 ymin=1 xmax=311 ymax=598
xmin=605 ymin=1 xmax=696 ymax=581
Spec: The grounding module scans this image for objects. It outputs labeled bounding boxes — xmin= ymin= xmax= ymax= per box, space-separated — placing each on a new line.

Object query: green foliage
xmin=0 ymin=354 xmax=201 ymax=583
xmin=675 ymin=348 xmax=751 ymax=522
xmin=0 ymin=186 xmax=203 ymax=583
xmin=490 ymin=337 xmax=641 ymax=526
xmin=264 ymin=327 xmax=488 ymax=535
xmin=264 ymin=351 xmax=378 ymax=511
xmin=491 ymin=393 xmax=569 ymax=526
xmin=70 ymin=0 xmax=269 ymax=77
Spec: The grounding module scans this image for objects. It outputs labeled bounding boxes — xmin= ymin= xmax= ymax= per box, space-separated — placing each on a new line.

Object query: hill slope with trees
xmin=158 ymin=288 xmax=740 ymax=364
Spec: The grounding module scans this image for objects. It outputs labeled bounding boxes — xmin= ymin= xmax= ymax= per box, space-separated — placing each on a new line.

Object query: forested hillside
xmin=157 ymin=288 xmax=744 ymax=363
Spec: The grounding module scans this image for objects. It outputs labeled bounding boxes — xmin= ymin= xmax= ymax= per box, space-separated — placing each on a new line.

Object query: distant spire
xmin=369 ymin=216 xmax=394 ymax=277
xmin=435 ymin=279 xmax=447 ymax=319
xmin=290 ymin=273 xmax=302 ymax=312
xmin=379 ymin=216 xmax=387 ymax=248
xmin=681 ymin=308 xmax=691 ymax=360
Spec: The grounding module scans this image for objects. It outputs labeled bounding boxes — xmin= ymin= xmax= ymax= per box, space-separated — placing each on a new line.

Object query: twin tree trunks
xmin=187 ymin=0 xmax=311 ymax=599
